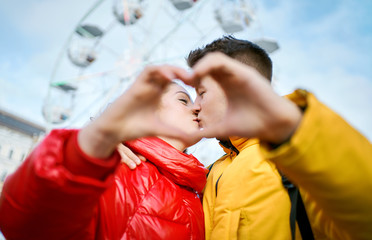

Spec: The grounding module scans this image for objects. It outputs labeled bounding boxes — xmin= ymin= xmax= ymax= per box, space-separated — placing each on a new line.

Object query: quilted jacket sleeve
xmin=261 ymin=90 xmax=372 ymax=240
xmin=0 ymin=129 xmax=121 ymax=240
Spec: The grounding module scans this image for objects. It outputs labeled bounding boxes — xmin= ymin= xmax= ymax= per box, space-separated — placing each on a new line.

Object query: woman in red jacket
xmin=0 ymin=66 xmax=207 ymax=240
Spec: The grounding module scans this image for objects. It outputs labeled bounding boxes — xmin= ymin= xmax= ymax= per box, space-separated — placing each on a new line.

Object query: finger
xmin=156 ymin=66 xmax=196 ymax=92
xmin=118 ymin=151 xmax=137 ymax=170
xmin=178 ymin=72 xmax=200 ymax=88
xmin=117 ymin=144 xmax=141 ymax=165
xmin=169 ymin=67 xmax=195 ymax=86
xmin=191 ymin=52 xmax=228 ymax=79
xmin=164 ymin=65 xmax=191 ymax=81
xmin=123 ymin=145 xmax=142 ymax=165
xmin=152 ymin=66 xmax=177 ymax=82
xmin=191 ymin=52 xmax=258 ymax=91
xmin=138 ymin=154 xmax=146 ymax=162
xmin=136 ymin=66 xmax=172 ymax=91
xmin=145 ymin=65 xmax=189 ymax=86
xmin=143 ymin=64 xmax=197 ymax=88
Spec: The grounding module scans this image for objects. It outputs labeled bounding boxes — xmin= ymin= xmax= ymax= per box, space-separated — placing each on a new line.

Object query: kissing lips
xmin=193 ymin=117 xmax=202 ymax=129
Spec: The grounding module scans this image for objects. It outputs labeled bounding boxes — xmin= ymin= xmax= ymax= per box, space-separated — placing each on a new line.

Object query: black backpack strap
xmin=282 ymin=175 xmax=314 ymax=240
xmin=206 ymin=162 xmax=216 ymax=179
xmin=206 ymin=162 xmax=223 ymax=197
xmin=296 ymin=192 xmax=314 ymax=239
xmin=282 ymin=175 xmax=298 ymax=240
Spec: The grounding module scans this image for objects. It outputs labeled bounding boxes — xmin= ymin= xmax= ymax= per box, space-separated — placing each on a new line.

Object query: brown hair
xmin=187 ymin=36 xmax=273 ymax=81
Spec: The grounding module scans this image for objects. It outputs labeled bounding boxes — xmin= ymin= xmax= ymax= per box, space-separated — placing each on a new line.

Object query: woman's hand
xmin=78 ymin=65 xmax=195 ymax=158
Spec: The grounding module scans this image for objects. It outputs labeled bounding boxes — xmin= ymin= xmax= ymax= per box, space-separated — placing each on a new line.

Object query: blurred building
xmin=0 ymin=109 xmax=45 ymax=192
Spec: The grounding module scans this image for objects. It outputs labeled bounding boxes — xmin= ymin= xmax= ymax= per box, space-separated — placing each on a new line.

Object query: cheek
xmin=201 ymin=96 xmax=227 ymax=123
xmin=158 ymin=103 xmax=173 ymax=121
xmin=159 ymin=105 xmax=190 ymax=126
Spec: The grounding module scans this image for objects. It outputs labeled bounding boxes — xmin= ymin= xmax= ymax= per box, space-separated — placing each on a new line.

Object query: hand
xmin=78 ymin=65 xmax=196 ymax=158
xmin=117 ymin=143 xmax=146 ymax=170
xmin=188 ymin=52 xmax=302 ymax=144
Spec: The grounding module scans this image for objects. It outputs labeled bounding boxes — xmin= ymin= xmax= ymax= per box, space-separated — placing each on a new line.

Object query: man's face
xmin=193 ymin=76 xmax=228 ymax=129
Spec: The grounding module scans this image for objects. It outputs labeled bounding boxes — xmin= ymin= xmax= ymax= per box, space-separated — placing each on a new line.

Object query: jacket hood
xmin=125 ymin=137 xmax=208 ymax=193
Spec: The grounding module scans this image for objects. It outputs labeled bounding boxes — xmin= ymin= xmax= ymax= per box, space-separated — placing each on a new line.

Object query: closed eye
xmin=179 ymin=98 xmax=188 ymax=105
xmin=175 ymin=91 xmax=192 ymax=105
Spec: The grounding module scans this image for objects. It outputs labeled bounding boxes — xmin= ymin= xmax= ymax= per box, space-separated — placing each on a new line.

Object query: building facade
xmin=0 ymin=109 xmax=45 ymax=192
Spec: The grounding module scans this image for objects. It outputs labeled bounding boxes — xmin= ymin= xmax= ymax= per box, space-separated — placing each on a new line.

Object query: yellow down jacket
xmin=203 ymin=90 xmax=372 ymax=240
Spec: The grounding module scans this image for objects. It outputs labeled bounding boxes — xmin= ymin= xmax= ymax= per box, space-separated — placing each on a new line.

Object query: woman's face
xmin=158 ymin=84 xmax=200 ymax=136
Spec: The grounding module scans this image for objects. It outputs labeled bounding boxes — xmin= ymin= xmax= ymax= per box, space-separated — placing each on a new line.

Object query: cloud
xmin=252 ymin=0 xmax=372 ymax=140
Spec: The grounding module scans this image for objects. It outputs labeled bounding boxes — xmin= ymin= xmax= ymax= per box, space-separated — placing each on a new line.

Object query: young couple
xmin=1 ymin=37 xmax=371 ymax=240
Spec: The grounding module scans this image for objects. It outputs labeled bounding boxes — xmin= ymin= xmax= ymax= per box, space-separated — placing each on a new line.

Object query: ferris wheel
xmin=42 ymin=0 xmax=277 ymax=129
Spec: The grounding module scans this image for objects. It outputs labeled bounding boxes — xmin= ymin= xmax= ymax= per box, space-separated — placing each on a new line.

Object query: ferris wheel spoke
xmin=99 ymin=43 xmax=122 ymax=58
xmin=45 ymin=0 xmax=264 ymax=127
xmin=142 ymin=0 xmax=211 ymax=60
xmin=66 ymin=74 xmax=132 ymax=127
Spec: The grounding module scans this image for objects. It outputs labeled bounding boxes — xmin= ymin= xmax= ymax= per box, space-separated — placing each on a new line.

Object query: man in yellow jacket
xmin=186 ymin=37 xmax=372 ymax=240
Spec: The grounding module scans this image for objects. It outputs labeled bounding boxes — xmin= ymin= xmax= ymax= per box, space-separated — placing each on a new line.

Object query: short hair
xmin=187 ymin=36 xmax=272 ymax=81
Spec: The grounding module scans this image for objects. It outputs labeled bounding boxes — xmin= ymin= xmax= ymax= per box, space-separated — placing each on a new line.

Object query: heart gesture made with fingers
xmin=78 ymin=65 xmax=200 ymax=158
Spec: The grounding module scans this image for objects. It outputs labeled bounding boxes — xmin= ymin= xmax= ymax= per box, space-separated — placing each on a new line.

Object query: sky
xmin=0 ymin=0 xmax=371 ymax=165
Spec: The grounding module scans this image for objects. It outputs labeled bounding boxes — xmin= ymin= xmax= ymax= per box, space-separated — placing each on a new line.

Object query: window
xmin=0 ymin=171 xmax=7 ymax=182
xmin=8 ymin=149 xmax=13 ymax=160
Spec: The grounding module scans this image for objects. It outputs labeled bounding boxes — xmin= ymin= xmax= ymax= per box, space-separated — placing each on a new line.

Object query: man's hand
xmin=188 ymin=52 xmax=303 ymax=144
xmin=78 ymin=65 xmax=196 ymax=158
xmin=117 ymin=144 xmax=146 ymax=170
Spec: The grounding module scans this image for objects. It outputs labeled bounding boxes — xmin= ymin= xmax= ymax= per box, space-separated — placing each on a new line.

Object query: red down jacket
xmin=0 ymin=129 xmax=207 ymax=240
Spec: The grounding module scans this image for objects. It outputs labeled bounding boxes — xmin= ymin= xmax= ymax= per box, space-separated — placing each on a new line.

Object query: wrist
xmin=264 ymin=100 xmax=303 ymax=145
xmin=78 ymin=121 xmax=120 ymax=159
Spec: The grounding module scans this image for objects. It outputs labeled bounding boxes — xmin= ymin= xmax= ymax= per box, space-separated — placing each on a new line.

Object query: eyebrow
xmin=175 ymin=91 xmax=191 ymax=100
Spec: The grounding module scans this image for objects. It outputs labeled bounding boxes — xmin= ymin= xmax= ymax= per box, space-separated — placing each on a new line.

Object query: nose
xmin=192 ymin=101 xmax=201 ymax=116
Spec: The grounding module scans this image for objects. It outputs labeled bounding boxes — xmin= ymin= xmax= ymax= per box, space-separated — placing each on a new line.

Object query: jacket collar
xmin=219 ymin=137 xmax=259 ymax=155
xmin=125 ymin=137 xmax=208 ymax=193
